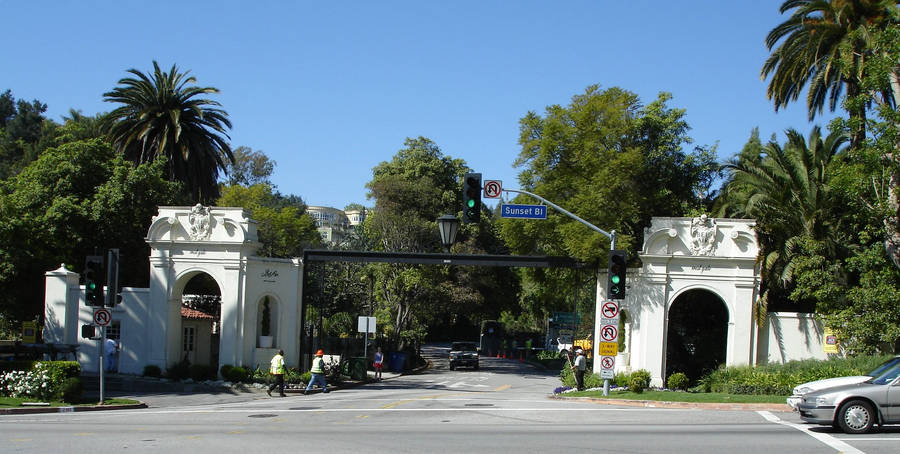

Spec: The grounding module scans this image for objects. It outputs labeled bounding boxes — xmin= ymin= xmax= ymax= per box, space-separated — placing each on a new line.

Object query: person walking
xmin=267 ymin=349 xmax=286 ymax=397
xmin=304 ymin=349 xmax=328 ymax=394
xmin=571 ymin=348 xmax=586 ymax=391
xmin=373 ymin=347 xmax=384 ymax=381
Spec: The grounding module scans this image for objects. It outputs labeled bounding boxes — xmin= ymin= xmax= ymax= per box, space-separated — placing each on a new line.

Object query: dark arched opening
xmin=665 ymin=289 xmax=728 ymax=384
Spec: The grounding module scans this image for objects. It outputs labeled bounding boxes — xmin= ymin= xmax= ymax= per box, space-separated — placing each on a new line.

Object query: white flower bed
xmin=0 ymin=363 xmax=54 ymax=400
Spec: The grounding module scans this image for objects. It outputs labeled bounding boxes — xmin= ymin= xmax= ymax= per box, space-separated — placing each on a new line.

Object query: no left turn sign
xmin=93 ymin=308 xmax=111 ymax=326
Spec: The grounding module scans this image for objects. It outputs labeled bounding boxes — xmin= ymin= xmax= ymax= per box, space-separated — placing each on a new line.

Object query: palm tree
xmin=103 ymin=61 xmax=234 ymax=203
xmin=723 ymin=126 xmax=848 ymax=320
xmin=761 ymin=0 xmax=898 ymax=147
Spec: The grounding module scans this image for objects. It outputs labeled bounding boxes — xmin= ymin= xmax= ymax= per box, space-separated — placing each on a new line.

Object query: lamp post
xmin=437 ymin=214 xmax=460 ymax=254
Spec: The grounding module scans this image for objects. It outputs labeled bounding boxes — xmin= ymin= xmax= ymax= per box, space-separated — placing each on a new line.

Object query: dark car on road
xmin=449 ymin=342 xmax=479 ymax=370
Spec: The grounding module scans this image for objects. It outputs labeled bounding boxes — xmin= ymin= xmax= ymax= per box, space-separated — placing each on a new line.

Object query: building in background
xmin=306 ymin=206 xmax=367 ymax=244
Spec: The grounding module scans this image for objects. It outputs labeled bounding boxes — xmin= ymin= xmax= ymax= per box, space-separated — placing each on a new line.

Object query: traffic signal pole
xmin=502 ymin=188 xmax=617 ymax=395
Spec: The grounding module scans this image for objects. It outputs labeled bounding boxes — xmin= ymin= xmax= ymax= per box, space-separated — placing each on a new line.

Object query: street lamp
xmin=437 ymin=214 xmax=460 ymax=254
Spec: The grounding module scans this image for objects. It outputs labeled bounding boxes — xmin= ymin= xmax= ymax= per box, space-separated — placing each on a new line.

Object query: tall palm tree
xmin=761 ymin=0 xmax=898 ymax=147
xmin=103 ymin=61 xmax=234 ymax=203
xmin=724 ymin=126 xmax=848 ymax=320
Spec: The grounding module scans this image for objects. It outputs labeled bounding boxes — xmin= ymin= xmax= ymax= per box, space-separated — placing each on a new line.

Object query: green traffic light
xmin=611 ymin=275 xmax=620 ymax=285
xmin=467 ymin=199 xmax=475 ymax=208
xmin=88 ymin=282 xmax=96 ymax=290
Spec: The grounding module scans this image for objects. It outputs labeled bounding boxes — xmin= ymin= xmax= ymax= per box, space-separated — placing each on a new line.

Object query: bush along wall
xmin=0 ymin=361 xmax=82 ymax=402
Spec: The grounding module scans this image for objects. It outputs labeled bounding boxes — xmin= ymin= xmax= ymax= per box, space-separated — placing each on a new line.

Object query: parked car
xmin=449 ymin=342 xmax=479 ymax=370
xmin=787 ymin=355 xmax=900 ymax=409
xmin=797 ymin=360 xmax=900 ymax=433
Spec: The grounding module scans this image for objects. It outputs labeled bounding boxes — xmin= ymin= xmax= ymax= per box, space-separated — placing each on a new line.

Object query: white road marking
xmin=757 ymin=411 xmax=865 ymax=454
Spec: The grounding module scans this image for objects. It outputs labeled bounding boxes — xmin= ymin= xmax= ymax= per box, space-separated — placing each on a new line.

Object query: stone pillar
xmin=43 ymin=264 xmax=79 ymax=345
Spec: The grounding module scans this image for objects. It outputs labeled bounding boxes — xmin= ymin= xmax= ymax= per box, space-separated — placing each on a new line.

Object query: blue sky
xmin=2 ymin=1 xmax=836 ymax=209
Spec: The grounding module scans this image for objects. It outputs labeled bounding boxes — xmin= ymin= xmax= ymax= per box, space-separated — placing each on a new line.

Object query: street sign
xmin=500 ymin=204 xmax=547 ymax=219
xmin=600 ymin=325 xmax=618 ymax=342
xmin=93 ymin=308 xmax=111 ymax=326
xmin=483 ymin=180 xmax=502 ymax=198
xmin=599 ymin=355 xmax=616 ymax=379
xmin=601 ymin=301 xmax=619 ymax=319
xmin=357 ymin=316 xmax=376 ymax=333
xmin=597 ymin=342 xmax=618 ymax=356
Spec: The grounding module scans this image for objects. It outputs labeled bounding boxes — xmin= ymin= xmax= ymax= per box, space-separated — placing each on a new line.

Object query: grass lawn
xmin=0 ymin=397 xmax=140 ymax=408
xmin=563 ymin=389 xmax=788 ymax=404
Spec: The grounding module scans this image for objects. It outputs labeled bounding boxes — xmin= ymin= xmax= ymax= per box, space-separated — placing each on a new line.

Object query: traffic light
xmin=607 ymin=250 xmax=627 ymax=299
xmin=463 ymin=172 xmax=482 ymax=224
xmin=84 ymin=256 xmax=105 ymax=307
xmin=81 ymin=324 xmax=97 ymax=339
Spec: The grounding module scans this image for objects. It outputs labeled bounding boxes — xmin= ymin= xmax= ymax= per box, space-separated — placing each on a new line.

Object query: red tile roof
xmin=181 ymin=306 xmax=216 ymax=320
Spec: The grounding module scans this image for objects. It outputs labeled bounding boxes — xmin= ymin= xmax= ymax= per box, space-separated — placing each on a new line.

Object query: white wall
xmin=759 ymin=312 xmax=828 ymax=364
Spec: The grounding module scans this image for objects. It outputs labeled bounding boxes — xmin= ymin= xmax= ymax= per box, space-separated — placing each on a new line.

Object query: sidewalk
xmin=0 ymin=369 xmax=404 ymax=415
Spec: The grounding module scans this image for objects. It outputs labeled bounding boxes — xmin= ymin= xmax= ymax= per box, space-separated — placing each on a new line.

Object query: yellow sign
xmin=22 ymin=321 xmax=38 ymax=343
xmin=823 ymin=328 xmax=839 ymax=354
xmin=597 ymin=342 xmax=618 ymax=356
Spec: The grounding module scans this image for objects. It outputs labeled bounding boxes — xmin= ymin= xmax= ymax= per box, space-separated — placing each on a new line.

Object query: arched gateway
xmin=44 ymin=206 xmax=304 ymax=374
xmin=599 ymin=216 xmax=828 ymax=387
xmin=44 ymin=208 xmax=828 ymax=379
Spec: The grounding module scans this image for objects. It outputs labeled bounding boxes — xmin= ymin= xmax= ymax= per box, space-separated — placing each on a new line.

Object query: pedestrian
xmin=267 ymin=349 xmax=286 ymax=397
xmin=104 ymin=337 xmax=118 ymax=373
xmin=304 ymin=349 xmax=329 ymax=394
xmin=373 ymin=347 xmax=384 ymax=381
xmin=571 ymin=348 xmax=586 ymax=391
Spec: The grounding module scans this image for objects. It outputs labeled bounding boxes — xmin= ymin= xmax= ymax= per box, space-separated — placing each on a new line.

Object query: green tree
xmin=364 ymin=137 xmax=519 ymax=347
xmin=220 ymin=146 xmax=275 ymax=187
xmin=0 ymin=89 xmax=57 ymax=180
xmin=762 ymin=0 xmax=899 ymax=147
xmin=102 ymin=61 xmax=234 ymax=203
xmin=722 ymin=126 xmax=849 ymax=320
xmin=0 ymin=138 xmax=186 ymax=324
xmin=217 ymin=183 xmax=322 ymax=258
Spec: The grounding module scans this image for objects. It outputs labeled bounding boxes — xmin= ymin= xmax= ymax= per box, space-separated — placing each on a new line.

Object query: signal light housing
xmin=462 ymin=172 xmax=482 ymax=224
xmin=84 ymin=256 xmax=105 ymax=307
xmin=607 ymin=250 xmax=627 ymax=299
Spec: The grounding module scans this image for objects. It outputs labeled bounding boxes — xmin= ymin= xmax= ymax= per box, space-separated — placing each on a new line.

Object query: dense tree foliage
xmin=361 ymin=137 xmax=520 ymax=347
xmin=0 ymin=90 xmax=56 ymax=180
xmin=103 ymin=61 xmax=234 ymax=204
xmin=217 ymin=183 xmax=322 ymax=258
xmin=504 ymin=86 xmax=718 ymax=322
xmin=0 ymin=138 xmax=186 ymax=329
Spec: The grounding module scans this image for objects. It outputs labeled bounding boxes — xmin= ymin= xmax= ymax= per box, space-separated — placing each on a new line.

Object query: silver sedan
xmin=798 ymin=361 xmax=900 ymax=433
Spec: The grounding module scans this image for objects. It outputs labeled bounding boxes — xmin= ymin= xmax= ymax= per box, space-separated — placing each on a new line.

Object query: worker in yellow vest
xmin=304 ymin=349 xmax=329 ymax=394
xmin=267 ymin=349 xmax=286 ymax=397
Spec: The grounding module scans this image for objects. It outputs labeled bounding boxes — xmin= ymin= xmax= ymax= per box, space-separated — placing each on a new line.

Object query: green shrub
xmin=189 ymin=364 xmax=216 ymax=382
xmin=143 ymin=365 xmax=162 ymax=378
xmin=224 ymin=366 xmax=250 ymax=383
xmin=667 ymin=372 xmax=690 ymax=391
xmin=696 ymin=355 xmax=896 ymax=396
xmin=219 ymin=364 xmax=233 ymax=379
xmin=60 ymin=377 xmax=83 ymax=403
xmin=0 ymin=360 xmax=36 ymax=374
xmin=614 ymin=371 xmax=629 ymax=388
xmin=628 ymin=369 xmax=651 ymax=393
xmin=166 ymin=359 xmax=190 ymax=381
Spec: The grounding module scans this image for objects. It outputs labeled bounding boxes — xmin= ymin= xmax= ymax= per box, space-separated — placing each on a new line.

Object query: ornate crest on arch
xmin=690 ymin=214 xmax=717 ymax=256
xmin=188 ymin=204 xmax=212 ymax=241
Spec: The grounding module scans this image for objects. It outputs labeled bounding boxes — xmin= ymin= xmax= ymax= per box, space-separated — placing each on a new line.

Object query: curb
xmin=0 ymin=402 xmax=148 ymax=415
xmin=549 ymin=395 xmax=791 ymax=412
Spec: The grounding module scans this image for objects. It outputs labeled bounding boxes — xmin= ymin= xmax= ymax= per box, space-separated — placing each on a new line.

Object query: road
xmin=2 ymin=345 xmax=898 ymax=453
